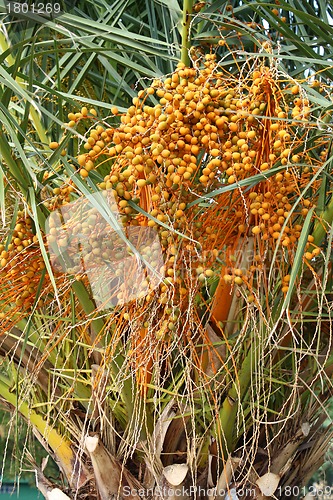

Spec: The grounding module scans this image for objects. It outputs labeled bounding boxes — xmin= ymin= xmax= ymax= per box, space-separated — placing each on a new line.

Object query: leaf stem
xmin=181 ymin=0 xmax=194 ymax=66
xmin=311 ymin=195 xmax=333 ymax=248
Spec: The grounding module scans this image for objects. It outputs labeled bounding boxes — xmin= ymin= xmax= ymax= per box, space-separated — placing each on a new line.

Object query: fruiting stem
xmin=181 ymin=0 xmax=194 ymax=66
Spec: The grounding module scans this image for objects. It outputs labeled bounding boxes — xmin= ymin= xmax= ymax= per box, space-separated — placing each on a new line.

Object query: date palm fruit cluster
xmin=0 ymin=54 xmax=325 ymax=348
xmin=0 ymin=212 xmax=47 ymax=321
xmin=42 ymin=54 xmax=324 ymax=338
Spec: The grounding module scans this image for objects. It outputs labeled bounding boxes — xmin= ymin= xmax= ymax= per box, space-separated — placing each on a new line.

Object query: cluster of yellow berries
xmin=40 ymin=54 xmax=324 ymax=331
xmin=0 ymin=51 xmax=325 ymax=335
xmin=0 ymin=212 xmax=47 ymax=318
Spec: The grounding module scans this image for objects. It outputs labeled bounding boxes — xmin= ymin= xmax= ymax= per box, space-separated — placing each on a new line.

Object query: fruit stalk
xmin=181 ymin=0 xmax=194 ymax=66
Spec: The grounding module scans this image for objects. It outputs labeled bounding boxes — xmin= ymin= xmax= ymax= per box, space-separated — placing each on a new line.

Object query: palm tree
xmin=0 ymin=0 xmax=332 ymax=498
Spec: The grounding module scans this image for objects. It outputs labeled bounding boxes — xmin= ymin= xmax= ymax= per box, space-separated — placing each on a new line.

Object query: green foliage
xmin=0 ymin=404 xmax=58 ymax=485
